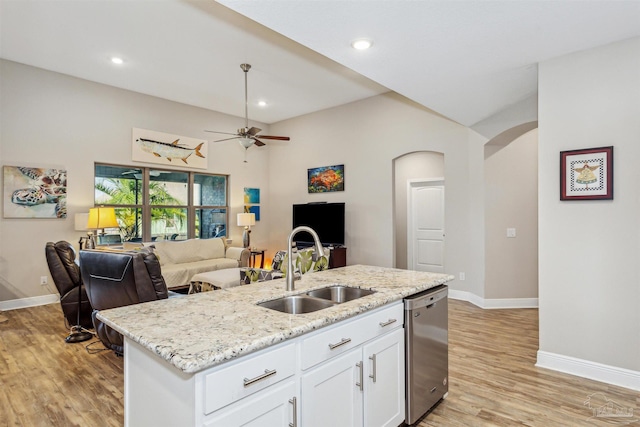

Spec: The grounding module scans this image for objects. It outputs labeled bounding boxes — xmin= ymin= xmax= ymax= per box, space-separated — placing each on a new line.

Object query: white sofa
xmin=140 ymin=238 xmax=249 ymax=290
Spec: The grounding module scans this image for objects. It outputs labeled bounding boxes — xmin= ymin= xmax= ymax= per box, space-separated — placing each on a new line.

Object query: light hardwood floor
xmin=0 ymin=299 xmax=637 ymax=426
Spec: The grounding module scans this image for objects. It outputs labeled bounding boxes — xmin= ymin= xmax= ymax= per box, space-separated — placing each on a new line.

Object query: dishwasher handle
xmin=404 ymin=286 xmax=447 ymax=310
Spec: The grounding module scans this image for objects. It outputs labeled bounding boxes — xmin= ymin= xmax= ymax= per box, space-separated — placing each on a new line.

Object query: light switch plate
xmin=507 ymin=228 xmax=516 ymax=238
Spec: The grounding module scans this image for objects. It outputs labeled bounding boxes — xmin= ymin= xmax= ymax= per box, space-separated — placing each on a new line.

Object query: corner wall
xmin=484 ymin=129 xmax=538 ymax=302
xmin=538 ymin=37 xmax=640 ymax=388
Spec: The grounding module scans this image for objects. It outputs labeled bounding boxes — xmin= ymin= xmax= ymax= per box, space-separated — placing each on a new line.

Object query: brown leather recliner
xmin=45 ymin=241 xmax=93 ymax=330
xmin=79 ymin=249 xmax=169 ymax=356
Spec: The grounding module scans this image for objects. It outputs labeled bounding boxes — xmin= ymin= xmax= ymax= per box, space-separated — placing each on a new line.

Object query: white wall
xmin=484 ymin=129 xmax=538 ymax=301
xmin=538 ymin=38 xmax=640 ymax=383
xmin=267 ymin=92 xmax=487 ymax=295
xmin=0 ymin=60 xmax=270 ymax=303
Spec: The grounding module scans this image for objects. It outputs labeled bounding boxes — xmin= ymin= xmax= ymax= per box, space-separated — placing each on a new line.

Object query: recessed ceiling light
xmin=258 ymin=101 xmax=267 ymax=107
xmin=111 ymin=57 xmax=124 ymax=65
xmin=351 ymin=39 xmax=373 ymax=50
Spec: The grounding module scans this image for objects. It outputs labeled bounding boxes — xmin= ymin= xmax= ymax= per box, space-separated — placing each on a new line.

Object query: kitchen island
xmin=98 ymin=265 xmax=453 ymax=426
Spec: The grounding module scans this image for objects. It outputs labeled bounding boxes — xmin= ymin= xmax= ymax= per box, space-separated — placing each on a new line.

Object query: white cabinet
xmin=123 ymin=301 xmax=405 ymax=427
xmin=300 ymin=304 xmax=405 ymax=427
xmin=202 ymin=342 xmax=296 ymax=415
xmin=204 ymin=380 xmax=298 ymax=427
xmin=301 ymin=348 xmax=363 ymax=427
xmin=363 ymin=328 xmax=405 ymax=427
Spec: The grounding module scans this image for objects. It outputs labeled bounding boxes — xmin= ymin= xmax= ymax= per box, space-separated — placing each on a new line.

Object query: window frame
xmin=94 ymin=163 xmax=229 ymax=242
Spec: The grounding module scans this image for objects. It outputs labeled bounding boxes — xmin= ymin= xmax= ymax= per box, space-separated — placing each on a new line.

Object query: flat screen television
xmin=292 ymin=202 xmax=345 ymax=247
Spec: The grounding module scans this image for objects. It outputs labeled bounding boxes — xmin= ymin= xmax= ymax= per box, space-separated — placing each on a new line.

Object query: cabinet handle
xmin=379 ymin=318 xmax=397 ymax=327
xmin=243 ymin=368 xmax=277 ymax=387
xmin=288 ymin=397 xmax=297 ymax=427
xmin=369 ymin=354 xmax=377 ymax=383
xmin=328 ymin=337 xmax=352 ymax=350
xmin=356 ymin=361 xmax=363 ymax=391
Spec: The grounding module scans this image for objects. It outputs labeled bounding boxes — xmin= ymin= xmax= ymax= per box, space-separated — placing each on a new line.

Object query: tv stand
xmin=329 ymin=247 xmax=347 ymax=268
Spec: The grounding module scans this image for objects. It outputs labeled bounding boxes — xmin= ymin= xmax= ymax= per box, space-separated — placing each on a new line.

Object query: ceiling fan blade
xmin=253 ymin=138 xmax=266 ymax=147
xmin=256 ymin=135 xmax=290 ymax=141
xmin=205 ymin=130 xmax=239 ymax=136
xmin=247 ymin=127 xmax=262 ymax=136
xmin=213 ymin=136 xmax=241 ymax=143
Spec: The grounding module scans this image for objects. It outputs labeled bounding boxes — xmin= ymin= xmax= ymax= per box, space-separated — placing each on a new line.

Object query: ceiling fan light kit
xmin=239 ymin=137 xmax=254 ymax=149
xmin=204 ymin=64 xmax=290 ymax=158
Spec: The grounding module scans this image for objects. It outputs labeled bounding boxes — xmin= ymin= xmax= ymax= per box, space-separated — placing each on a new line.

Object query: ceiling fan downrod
xmin=240 ymin=63 xmax=251 ymax=131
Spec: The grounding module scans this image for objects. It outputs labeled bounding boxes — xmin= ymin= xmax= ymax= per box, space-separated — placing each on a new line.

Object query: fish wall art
xmin=3 ymin=166 xmax=67 ymax=218
xmin=132 ymin=128 xmax=208 ymax=169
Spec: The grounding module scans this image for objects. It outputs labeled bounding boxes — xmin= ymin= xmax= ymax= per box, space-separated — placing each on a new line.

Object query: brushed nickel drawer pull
xmin=243 ymin=368 xmax=277 ymax=387
xmin=379 ymin=318 xmax=397 ymax=327
xmin=356 ymin=361 xmax=364 ymax=391
xmin=288 ymin=396 xmax=297 ymax=427
xmin=369 ymin=354 xmax=377 ymax=383
xmin=328 ymin=337 xmax=352 ymax=350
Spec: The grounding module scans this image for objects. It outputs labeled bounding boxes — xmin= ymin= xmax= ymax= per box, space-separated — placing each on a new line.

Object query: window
xmin=94 ymin=164 xmax=228 ymax=242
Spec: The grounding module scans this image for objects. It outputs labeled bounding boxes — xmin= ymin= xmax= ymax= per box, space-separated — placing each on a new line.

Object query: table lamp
xmin=86 ymin=207 xmax=119 ymax=248
xmin=237 ymin=212 xmax=255 ymax=248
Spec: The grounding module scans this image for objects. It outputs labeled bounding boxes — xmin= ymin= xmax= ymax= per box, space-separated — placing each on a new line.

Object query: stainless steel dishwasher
xmin=404 ymin=285 xmax=448 ymax=425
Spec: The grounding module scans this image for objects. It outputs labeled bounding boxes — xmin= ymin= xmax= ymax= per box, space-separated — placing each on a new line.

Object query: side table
xmin=249 ymin=249 xmax=265 ymax=268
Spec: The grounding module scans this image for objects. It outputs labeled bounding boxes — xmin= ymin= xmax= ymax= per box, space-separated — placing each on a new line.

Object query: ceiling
xmin=2 ymin=0 xmax=640 ymax=131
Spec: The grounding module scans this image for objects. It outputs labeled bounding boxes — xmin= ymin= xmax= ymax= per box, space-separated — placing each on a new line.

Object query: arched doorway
xmin=393 ymin=151 xmax=444 ymax=269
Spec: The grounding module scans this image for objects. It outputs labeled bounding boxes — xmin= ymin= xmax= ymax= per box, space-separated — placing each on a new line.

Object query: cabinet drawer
xmin=203 ymin=342 xmax=296 ymax=415
xmin=361 ymin=302 xmax=403 ymax=339
xmin=301 ymin=302 xmax=403 ymax=370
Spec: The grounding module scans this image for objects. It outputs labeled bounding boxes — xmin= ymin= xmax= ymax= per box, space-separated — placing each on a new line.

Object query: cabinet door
xmin=301 ymin=348 xmax=363 ymax=427
xmin=204 ymin=380 xmax=297 ymax=427
xmin=363 ymin=328 xmax=405 ymax=427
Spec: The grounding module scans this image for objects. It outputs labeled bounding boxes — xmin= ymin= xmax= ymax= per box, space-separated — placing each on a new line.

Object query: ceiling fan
xmin=205 ymin=64 xmax=290 ymax=151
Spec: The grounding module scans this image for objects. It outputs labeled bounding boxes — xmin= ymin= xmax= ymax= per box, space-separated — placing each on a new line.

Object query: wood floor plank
xmin=0 ymin=304 xmax=123 ymax=427
xmin=420 ymin=301 xmax=639 ymax=427
xmin=1 ymin=299 xmax=637 ymax=426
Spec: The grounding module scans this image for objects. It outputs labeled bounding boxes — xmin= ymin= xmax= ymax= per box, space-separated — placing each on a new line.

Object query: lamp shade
xmin=237 ymin=212 xmax=255 ymax=227
xmin=74 ymin=213 xmax=89 ymax=231
xmin=87 ymin=207 xmax=119 ymax=229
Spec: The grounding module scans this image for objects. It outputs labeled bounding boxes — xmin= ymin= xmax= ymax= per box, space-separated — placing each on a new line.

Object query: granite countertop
xmin=97 ymin=265 xmax=454 ymax=374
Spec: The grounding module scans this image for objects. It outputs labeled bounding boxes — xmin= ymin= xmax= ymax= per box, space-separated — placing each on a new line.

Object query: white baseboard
xmin=448 ymin=289 xmax=538 ymax=309
xmin=0 ymin=294 xmax=59 ymax=311
xmin=536 ymin=350 xmax=640 ymax=391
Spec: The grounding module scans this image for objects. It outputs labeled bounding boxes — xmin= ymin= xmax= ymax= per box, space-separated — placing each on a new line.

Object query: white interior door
xmin=408 ymin=180 xmax=445 ymax=273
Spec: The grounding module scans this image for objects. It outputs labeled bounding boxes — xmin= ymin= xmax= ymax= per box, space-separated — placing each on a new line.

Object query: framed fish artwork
xmin=560 ymin=146 xmax=613 ymax=200
xmin=308 ymin=164 xmax=344 ymax=193
xmin=3 ymin=165 xmax=67 ymax=218
xmin=132 ymin=128 xmax=208 ymax=169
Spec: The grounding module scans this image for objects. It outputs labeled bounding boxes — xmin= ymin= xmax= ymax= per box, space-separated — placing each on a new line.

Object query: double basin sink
xmin=258 ymin=285 xmax=376 ymax=314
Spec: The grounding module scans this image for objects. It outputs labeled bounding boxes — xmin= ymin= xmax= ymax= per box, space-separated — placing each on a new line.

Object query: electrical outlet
xmin=459 ymin=272 xmax=465 ymax=281
xmin=40 ymin=276 xmax=48 ymax=286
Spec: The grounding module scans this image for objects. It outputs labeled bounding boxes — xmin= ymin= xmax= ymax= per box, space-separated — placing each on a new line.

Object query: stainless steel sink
xmin=257 ymin=295 xmax=336 ymax=314
xmin=306 ymin=285 xmax=376 ymax=303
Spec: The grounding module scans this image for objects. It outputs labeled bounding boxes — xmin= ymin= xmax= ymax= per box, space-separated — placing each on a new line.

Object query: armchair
xmin=79 ymin=249 xmax=169 ymax=356
xmin=45 ymin=241 xmax=93 ymax=340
